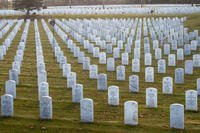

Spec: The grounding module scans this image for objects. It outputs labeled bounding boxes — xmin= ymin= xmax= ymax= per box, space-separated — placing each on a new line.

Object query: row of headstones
xmin=55 ymin=18 xmax=200 ymax=97
xmin=40 ymin=17 xmax=198 ymax=130
xmin=9 ymin=20 xmax=30 ymax=85
xmin=2 ymin=20 xmax=30 ymax=117
xmin=51 ymin=22 xmax=100 ymax=87
xmin=149 ymin=19 xmax=200 ymax=63
xmin=42 ymin=23 xmax=194 ymax=84
xmin=0 ymin=10 xmax=24 ymax=16
xmin=35 ymin=19 xmax=48 ymax=97
xmin=42 ymin=19 xmax=84 ymax=119
xmin=53 ymin=19 xmax=197 ymax=85
xmin=6 ymin=20 xmax=30 ymax=96
xmin=152 ymin=41 xmax=199 ymax=57
xmin=63 ymin=18 xmax=184 ymax=48
xmin=151 ymin=36 xmax=200 ymax=57
xmin=97 ymin=73 xmax=200 ymax=96
xmin=61 ymin=17 xmax=200 ymax=67
xmin=69 ymin=51 xmax=198 ymax=75
xmin=61 ymin=18 xmax=135 ymax=42
xmin=61 ymin=17 xmax=186 ymax=51
xmin=37 ymin=6 xmax=200 ymax=16
xmin=2 ymin=6 xmax=200 ymax=16
xmin=51 ymin=19 xmax=200 ymax=95
xmin=40 ymin=19 xmax=199 ymax=129
xmin=149 ymin=17 xmax=182 ymax=42
xmin=81 ymin=18 xmax=197 ymax=53
xmin=1 ymin=90 xmax=193 ymax=130
xmin=60 ymin=18 xmax=137 ymax=45
xmin=49 ymin=23 xmax=82 ymax=91
xmin=62 ymin=18 xmax=133 ymax=58
xmin=81 ymin=98 xmax=187 ymax=130
xmin=0 ymin=20 xmax=7 ymax=31
xmin=43 ymin=19 xmax=79 ymax=118
xmin=34 ymin=20 xmax=52 ymax=119
xmin=53 ymin=16 xmax=200 ymax=111
xmin=150 ymin=17 xmax=199 ymax=46
xmin=0 ymin=20 xmax=15 ymax=39
xmin=58 ymin=18 xmax=139 ymax=64
xmin=46 ymin=20 xmax=200 ymax=98
xmin=0 ymin=20 xmax=23 ymax=60
xmin=43 ymin=20 xmax=79 ymax=92
xmin=34 ymin=19 xmax=49 ymax=104
xmin=60 ymin=18 xmax=136 ymax=51
xmin=59 ymin=18 xmax=200 ymax=68
xmin=54 ymin=17 xmax=200 ymax=128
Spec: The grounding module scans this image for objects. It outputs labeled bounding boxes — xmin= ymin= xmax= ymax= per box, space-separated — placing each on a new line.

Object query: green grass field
xmin=0 ymin=13 xmax=200 ymax=133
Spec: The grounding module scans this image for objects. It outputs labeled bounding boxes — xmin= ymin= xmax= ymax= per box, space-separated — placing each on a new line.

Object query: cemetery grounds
xmin=0 ymin=13 xmax=200 ymax=132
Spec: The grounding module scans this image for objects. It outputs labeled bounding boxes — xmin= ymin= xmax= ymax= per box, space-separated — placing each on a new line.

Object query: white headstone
xmin=132 ymin=59 xmax=140 ymax=72
xmin=38 ymin=70 xmax=47 ymax=86
xmin=89 ymin=65 xmax=98 ymax=79
xmin=78 ymin=52 xmax=84 ymax=63
xmin=184 ymin=44 xmax=191 ymax=55
xmin=93 ymin=47 xmax=99 ymax=58
xmin=67 ymin=72 xmax=77 ymax=88
xmin=145 ymin=53 xmax=152 ymax=66
xmin=145 ymin=67 xmax=154 ymax=82
xmin=158 ymin=59 xmax=166 ymax=73
xmin=9 ymin=69 xmax=19 ymax=85
xmin=170 ymin=103 xmax=184 ymax=129
xmin=162 ymin=77 xmax=173 ymax=94
xmin=40 ymin=96 xmax=52 ymax=119
xmin=113 ymin=47 xmax=120 ymax=59
xmin=106 ymin=43 xmax=112 ymax=54
xmin=117 ymin=65 xmax=125 ymax=81
xmin=1 ymin=94 xmax=13 ymax=117
xmin=122 ymin=53 xmax=129 ymax=65
xmin=124 ymin=101 xmax=138 ymax=125
xmin=177 ymin=48 xmax=184 ymax=60
xmin=107 ymin=58 xmax=115 ymax=71
xmin=193 ymin=54 xmax=200 ymax=67
xmin=5 ymin=80 xmax=16 ymax=98
xmin=108 ymin=86 xmax=119 ymax=106
xmin=197 ymin=78 xmax=200 ymax=96
xmin=175 ymin=68 xmax=184 ymax=84
xmin=129 ymin=75 xmax=139 ymax=93
xmin=97 ymin=74 xmax=107 ymax=91
xmin=83 ymin=57 xmax=90 ymax=70
xmin=63 ymin=63 xmax=71 ymax=78
xmin=72 ymin=84 xmax=83 ymax=103
xmin=185 ymin=90 xmax=198 ymax=111
xmin=164 ymin=44 xmax=170 ymax=55
xmin=80 ymin=98 xmax=94 ymax=123
xmin=134 ymin=48 xmax=140 ymax=59
xmin=168 ymin=54 xmax=176 ymax=66
xmin=146 ymin=88 xmax=157 ymax=108
xmin=155 ymin=48 xmax=162 ymax=60
xmin=185 ymin=60 xmax=193 ymax=74
xmin=39 ymin=82 xmax=49 ymax=101
xmin=99 ymin=52 xmax=106 ymax=64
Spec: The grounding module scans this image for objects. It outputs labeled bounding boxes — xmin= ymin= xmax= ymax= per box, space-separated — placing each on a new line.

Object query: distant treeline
xmin=0 ymin=0 xmax=199 ymax=9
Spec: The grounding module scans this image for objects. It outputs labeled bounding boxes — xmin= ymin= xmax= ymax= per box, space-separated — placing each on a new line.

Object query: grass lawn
xmin=0 ymin=13 xmax=200 ymax=133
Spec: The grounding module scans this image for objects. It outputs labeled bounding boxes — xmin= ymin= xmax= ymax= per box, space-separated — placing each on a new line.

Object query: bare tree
xmin=141 ymin=0 xmax=143 ymax=8
xmin=13 ymin=0 xmax=44 ymax=15
xmin=69 ymin=0 xmax=72 ymax=8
